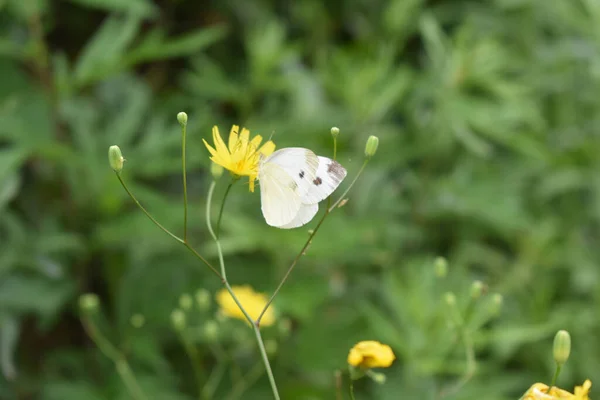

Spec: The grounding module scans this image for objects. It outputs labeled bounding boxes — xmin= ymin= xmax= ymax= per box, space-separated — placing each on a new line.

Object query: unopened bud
xmin=434 ymin=257 xmax=448 ymax=278
xmin=171 ymin=309 xmax=186 ymax=330
xmin=278 ymin=318 xmax=292 ymax=337
xmin=210 ymin=162 xmax=224 ymax=179
xmin=177 ymin=112 xmax=188 ymax=126
xmin=366 ymin=370 xmax=386 ymax=384
xmin=108 ymin=145 xmax=124 ymax=172
xmin=265 ymin=339 xmax=278 ymax=355
xmin=130 ymin=314 xmax=145 ymax=328
xmin=331 ymin=127 xmax=340 ymax=138
xmin=553 ymin=330 xmax=571 ymax=366
xmin=179 ymin=294 xmax=192 ymax=311
xmin=203 ymin=320 xmax=219 ymax=341
xmin=79 ymin=293 xmax=100 ymax=313
xmin=195 ymin=288 xmax=211 ymax=311
xmin=490 ymin=293 xmax=503 ymax=315
xmin=365 ymin=135 xmax=379 ymax=157
xmin=444 ymin=292 xmax=456 ymax=307
xmin=470 ymin=281 xmax=484 ymax=299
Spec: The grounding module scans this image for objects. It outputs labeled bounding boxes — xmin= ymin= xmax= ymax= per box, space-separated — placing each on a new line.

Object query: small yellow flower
xmin=347 ymin=341 xmax=395 ymax=369
xmin=216 ymin=285 xmax=276 ymax=327
xmin=522 ymin=380 xmax=592 ymax=400
xmin=203 ymin=125 xmax=275 ymax=192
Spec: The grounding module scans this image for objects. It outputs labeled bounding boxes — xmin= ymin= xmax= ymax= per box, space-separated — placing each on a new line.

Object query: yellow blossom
xmin=216 ymin=285 xmax=275 ymax=327
xmin=522 ymin=380 xmax=591 ymax=400
xmin=203 ymin=125 xmax=275 ymax=192
xmin=347 ymin=341 xmax=395 ymax=369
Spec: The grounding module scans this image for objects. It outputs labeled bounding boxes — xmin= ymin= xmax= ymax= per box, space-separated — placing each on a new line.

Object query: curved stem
xmin=205 ymin=180 xmax=280 ymax=400
xmin=82 ymin=317 xmax=148 ymax=400
xmin=116 ymin=172 xmax=222 ymax=279
xmin=181 ymin=120 xmax=189 ymax=242
xmin=225 ymin=359 xmax=265 ymax=400
xmin=216 ymin=182 xmax=234 ymax=239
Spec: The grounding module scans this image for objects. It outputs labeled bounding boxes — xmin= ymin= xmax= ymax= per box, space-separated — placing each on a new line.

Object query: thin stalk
xmin=205 ymin=180 xmax=280 ymax=400
xmin=178 ymin=331 xmax=205 ymax=400
xmin=548 ymin=364 xmax=562 ymax=393
xmin=202 ymin=361 xmax=227 ymax=399
xmin=350 ymin=381 xmax=356 ymax=400
xmin=181 ymin=119 xmax=189 ymax=242
xmin=329 ymin=159 xmax=369 ymax=212
xmin=257 ymin=158 xmax=371 ymax=325
xmin=116 ymin=173 xmax=222 ymax=279
xmin=82 ymin=318 xmax=148 ymax=400
xmin=225 ymin=360 xmax=265 ymax=400
xmin=216 ymin=182 xmax=234 ymax=238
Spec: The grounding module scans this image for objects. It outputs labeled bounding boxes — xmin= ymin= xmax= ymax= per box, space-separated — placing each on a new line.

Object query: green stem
xmin=202 ymin=361 xmax=227 ymax=399
xmin=181 ymin=120 xmax=189 ymax=242
xmin=216 ymin=182 xmax=234 ymax=239
xmin=328 ymin=159 xmax=369 ymax=212
xmin=225 ymin=360 xmax=265 ymax=400
xmin=82 ymin=318 xmax=148 ymax=400
xmin=548 ymin=364 xmax=562 ymax=392
xmin=205 ymin=180 xmax=280 ymax=400
xmin=350 ymin=380 xmax=356 ymax=400
xmin=179 ymin=331 xmax=205 ymax=400
xmin=257 ymin=158 xmax=371 ymax=325
xmin=115 ymin=173 xmax=222 ymax=279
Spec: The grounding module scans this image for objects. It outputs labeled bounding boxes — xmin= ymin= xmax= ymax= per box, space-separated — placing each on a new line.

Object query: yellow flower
xmin=522 ymin=380 xmax=592 ymax=400
xmin=216 ymin=285 xmax=276 ymax=327
xmin=347 ymin=341 xmax=396 ymax=369
xmin=203 ymin=125 xmax=275 ymax=192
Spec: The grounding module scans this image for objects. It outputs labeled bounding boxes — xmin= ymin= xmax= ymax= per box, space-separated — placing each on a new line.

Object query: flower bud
xmin=179 ymin=294 xmax=192 ymax=311
xmin=203 ymin=320 xmax=219 ymax=341
xmin=210 ymin=162 xmax=224 ymax=179
xmin=265 ymin=339 xmax=278 ymax=355
xmin=470 ymin=280 xmax=484 ymax=299
xmin=364 ymin=135 xmax=379 ymax=157
xmin=130 ymin=314 xmax=145 ymax=328
xmin=79 ymin=293 xmax=99 ymax=313
xmin=490 ymin=293 xmax=503 ymax=315
xmin=177 ymin=112 xmax=188 ymax=126
xmin=444 ymin=292 xmax=456 ymax=307
xmin=171 ymin=309 xmax=186 ymax=330
xmin=195 ymin=288 xmax=211 ymax=311
xmin=553 ymin=330 xmax=571 ymax=366
xmin=434 ymin=257 xmax=448 ymax=278
xmin=108 ymin=145 xmax=124 ymax=172
xmin=366 ymin=370 xmax=387 ymax=384
xmin=331 ymin=127 xmax=340 ymax=138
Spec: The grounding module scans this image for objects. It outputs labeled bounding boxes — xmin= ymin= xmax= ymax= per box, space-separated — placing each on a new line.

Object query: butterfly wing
xmin=300 ymin=156 xmax=347 ymax=204
xmin=259 ymin=162 xmax=304 ymax=227
xmin=262 ymin=148 xmax=319 ymax=197
xmin=278 ymin=203 xmax=319 ymax=229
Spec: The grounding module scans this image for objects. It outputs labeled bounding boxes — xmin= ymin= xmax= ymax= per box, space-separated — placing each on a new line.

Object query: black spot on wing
xmin=299 ymin=170 xmax=305 ymax=178
xmin=313 ymin=177 xmax=322 ymax=186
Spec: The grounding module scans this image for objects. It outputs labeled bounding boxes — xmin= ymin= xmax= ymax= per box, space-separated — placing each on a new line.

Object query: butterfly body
xmin=258 ymin=148 xmax=347 ymax=229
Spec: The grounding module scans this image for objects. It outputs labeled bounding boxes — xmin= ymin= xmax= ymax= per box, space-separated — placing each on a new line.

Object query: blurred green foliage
xmin=1 ymin=0 xmax=599 ymax=399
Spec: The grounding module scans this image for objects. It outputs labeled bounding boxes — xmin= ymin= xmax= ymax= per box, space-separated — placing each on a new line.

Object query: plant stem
xmin=257 ymin=158 xmax=371 ymax=325
xmin=116 ymin=173 xmax=222 ymax=279
xmin=205 ymin=180 xmax=281 ymax=400
xmin=216 ymin=182 xmax=234 ymax=239
xmin=328 ymin=160 xmax=369 ymax=212
xmin=81 ymin=318 xmax=148 ymax=400
xmin=181 ymin=119 xmax=189 ymax=242
xmin=225 ymin=359 xmax=265 ymax=400
xmin=548 ymin=364 xmax=562 ymax=393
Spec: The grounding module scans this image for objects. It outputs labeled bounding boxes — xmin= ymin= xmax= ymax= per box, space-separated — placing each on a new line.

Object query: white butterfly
xmin=258 ymin=148 xmax=347 ymax=229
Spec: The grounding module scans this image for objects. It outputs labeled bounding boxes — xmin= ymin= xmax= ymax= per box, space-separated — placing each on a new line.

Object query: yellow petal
xmin=212 ymin=126 xmax=231 ymax=164
xmin=258 ymin=140 xmax=276 ymax=156
xmin=249 ymin=135 xmax=263 ymax=153
xmin=202 ymin=139 xmax=218 ymax=157
xmin=228 ymin=125 xmax=240 ymax=151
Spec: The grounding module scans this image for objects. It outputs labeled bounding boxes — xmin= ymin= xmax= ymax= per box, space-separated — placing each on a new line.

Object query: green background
xmin=1 ymin=0 xmax=599 ymax=399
